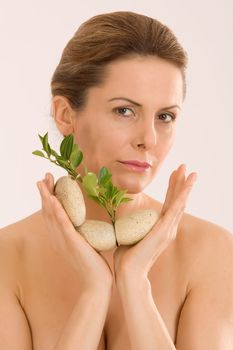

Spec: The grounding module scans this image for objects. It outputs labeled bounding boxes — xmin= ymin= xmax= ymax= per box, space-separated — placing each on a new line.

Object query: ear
xmin=51 ymin=96 xmax=75 ymax=136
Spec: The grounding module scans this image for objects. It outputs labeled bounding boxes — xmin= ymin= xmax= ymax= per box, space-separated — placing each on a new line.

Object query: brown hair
xmin=50 ymin=11 xmax=188 ymax=112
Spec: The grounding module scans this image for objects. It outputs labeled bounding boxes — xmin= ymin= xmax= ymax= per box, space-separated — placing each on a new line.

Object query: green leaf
xmin=60 ymin=134 xmax=74 ymax=160
xmin=42 ymin=132 xmax=49 ymax=154
xmin=111 ymin=186 xmax=119 ymax=198
xmin=98 ymin=167 xmax=112 ymax=186
xmin=47 ymin=143 xmax=51 ymax=157
xmin=82 ymin=172 xmax=99 ymax=197
xmin=98 ymin=167 xmax=109 ymax=185
xmin=56 ymin=159 xmax=68 ymax=167
xmin=70 ymin=148 xmax=83 ymax=168
xmin=112 ymin=190 xmax=126 ymax=207
xmin=107 ymin=186 xmax=119 ymax=204
xmin=32 ymin=150 xmax=45 ymax=157
xmin=120 ymin=197 xmax=133 ymax=203
xmin=33 ymin=132 xmax=133 ymax=218
xmin=87 ymin=194 xmax=102 ymax=205
xmin=50 ymin=149 xmax=60 ymax=158
xmin=111 ymin=190 xmax=120 ymax=202
xmin=99 ymin=167 xmax=107 ymax=180
xmin=76 ymin=151 xmax=83 ymax=167
xmin=38 ymin=134 xmax=44 ymax=146
xmin=98 ymin=186 xmax=107 ymax=196
xmin=96 ymin=196 xmax=109 ymax=209
xmin=71 ymin=143 xmax=79 ymax=153
xmin=105 ymin=182 xmax=114 ymax=199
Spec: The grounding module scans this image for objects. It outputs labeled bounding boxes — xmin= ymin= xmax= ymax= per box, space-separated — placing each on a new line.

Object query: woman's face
xmin=71 ymin=56 xmax=183 ymax=194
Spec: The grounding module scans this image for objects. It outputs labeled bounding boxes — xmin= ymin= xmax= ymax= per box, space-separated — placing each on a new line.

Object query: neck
xmin=79 ymin=185 xmax=148 ymax=225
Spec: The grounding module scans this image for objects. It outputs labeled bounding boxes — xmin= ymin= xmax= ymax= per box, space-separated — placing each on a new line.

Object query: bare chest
xmin=104 ymin=247 xmax=187 ymax=349
xmin=19 ymin=241 xmax=188 ymax=350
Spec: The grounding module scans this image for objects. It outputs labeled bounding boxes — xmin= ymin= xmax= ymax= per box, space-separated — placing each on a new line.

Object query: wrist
xmin=82 ymin=272 xmax=113 ymax=293
xmin=88 ymin=279 xmax=113 ymax=296
xmin=116 ymin=270 xmax=150 ymax=294
xmin=82 ymin=285 xmax=112 ymax=308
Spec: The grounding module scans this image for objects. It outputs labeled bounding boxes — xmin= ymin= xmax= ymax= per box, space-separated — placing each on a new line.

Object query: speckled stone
xmin=77 ymin=220 xmax=116 ymax=251
xmin=54 ymin=176 xmax=86 ymax=227
xmin=115 ymin=209 xmax=160 ymax=245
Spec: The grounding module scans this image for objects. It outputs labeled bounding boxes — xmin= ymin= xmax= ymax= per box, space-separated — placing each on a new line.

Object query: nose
xmin=132 ymin=118 xmax=157 ymax=150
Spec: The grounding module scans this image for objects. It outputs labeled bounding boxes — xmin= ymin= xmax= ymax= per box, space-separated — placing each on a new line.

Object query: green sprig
xmin=32 ymin=132 xmax=132 ymax=224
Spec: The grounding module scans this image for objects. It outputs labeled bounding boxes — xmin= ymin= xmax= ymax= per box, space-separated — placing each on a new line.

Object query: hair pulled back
xmin=51 ymin=11 xmax=188 ymax=112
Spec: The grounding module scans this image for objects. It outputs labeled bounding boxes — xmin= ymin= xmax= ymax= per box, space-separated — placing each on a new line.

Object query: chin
xmin=111 ymin=175 xmax=147 ymax=194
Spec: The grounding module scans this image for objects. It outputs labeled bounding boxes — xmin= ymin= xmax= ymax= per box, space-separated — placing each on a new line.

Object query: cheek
xmin=75 ymin=128 xmax=119 ymax=170
xmin=74 ymin=122 xmax=100 ymax=153
xmin=156 ymin=129 xmax=175 ymax=157
xmin=102 ymin=131 xmax=126 ymax=151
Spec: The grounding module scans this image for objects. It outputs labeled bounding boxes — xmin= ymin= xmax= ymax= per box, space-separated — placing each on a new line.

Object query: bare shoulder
xmin=0 ymin=219 xmax=25 ymax=298
xmin=173 ymin=214 xmax=233 ymax=347
xmin=146 ymin=194 xmax=233 ymax=277
xmin=177 ymin=212 xmax=233 ymax=291
xmin=0 ymin=210 xmax=41 ymax=247
xmin=0 ymin=210 xmax=45 ymax=243
xmin=0 ymin=215 xmax=27 ymax=266
xmin=147 ymin=194 xmax=233 ymax=264
xmin=0 ymin=211 xmax=44 ymax=292
xmin=178 ymin=211 xmax=233 ymax=249
xmin=178 ymin=211 xmax=233 ymax=255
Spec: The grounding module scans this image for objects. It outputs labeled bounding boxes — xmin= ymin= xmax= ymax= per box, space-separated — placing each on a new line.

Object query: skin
xmin=0 ymin=56 xmax=232 ymax=349
xmin=36 ymin=161 xmax=196 ymax=349
xmin=52 ymin=55 xmax=186 ymax=224
xmin=50 ymin=54 xmax=197 ymax=281
xmin=39 ymin=163 xmax=196 ymax=279
xmin=34 ymin=55 xmax=198 ymax=348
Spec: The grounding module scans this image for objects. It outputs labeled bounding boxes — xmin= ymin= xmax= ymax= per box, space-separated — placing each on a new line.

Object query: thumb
xmin=45 ymin=172 xmax=55 ymax=194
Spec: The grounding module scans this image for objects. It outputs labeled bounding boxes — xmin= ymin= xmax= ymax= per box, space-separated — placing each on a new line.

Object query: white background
xmin=0 ymin=0 xmax=232 ymax=233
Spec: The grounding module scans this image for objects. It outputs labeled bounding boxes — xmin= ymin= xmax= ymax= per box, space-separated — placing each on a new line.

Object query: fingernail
xmin=45 ymin=173 xmax=49 ymax=182
xmin=178 ymin=164 xmax=186 ymax=172
xmin=37 ymin=182 xmax=41 ymax=190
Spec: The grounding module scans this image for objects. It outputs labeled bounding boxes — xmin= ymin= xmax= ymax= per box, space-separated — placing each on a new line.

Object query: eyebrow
xmin=107 ymin=97 xmax=181 ymax=110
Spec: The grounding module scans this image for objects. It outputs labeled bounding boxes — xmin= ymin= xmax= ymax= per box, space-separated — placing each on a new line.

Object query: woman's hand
xmin=37 ymin=173 xmax=113 ymax=292
xmin=113 ymin=164 xmax=197 ymax=284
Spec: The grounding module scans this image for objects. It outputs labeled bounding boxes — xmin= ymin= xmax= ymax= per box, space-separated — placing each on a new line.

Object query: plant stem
xmin=44 ymin=155 xmax=83 ymax=183
xmin=40 ymin=150 xmax=119 ymax=225
xmin=105 ymin=204 xmax=116 ymax=225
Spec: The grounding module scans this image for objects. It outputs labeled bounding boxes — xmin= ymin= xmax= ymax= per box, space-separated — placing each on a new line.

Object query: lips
xmin=119 ymin=160 xmax=151 ymax=169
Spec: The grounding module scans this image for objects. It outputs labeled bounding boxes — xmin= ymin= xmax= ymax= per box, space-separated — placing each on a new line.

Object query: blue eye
xmin=158 ymin=113 xmax=176 ymax=123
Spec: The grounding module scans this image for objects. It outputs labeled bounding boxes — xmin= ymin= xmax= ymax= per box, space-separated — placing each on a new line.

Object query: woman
xmin=0 ymin=11 xmax=232 ymax=350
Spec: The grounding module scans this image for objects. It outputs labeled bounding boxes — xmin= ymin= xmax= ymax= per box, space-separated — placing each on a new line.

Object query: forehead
xmin=89 ymin=56 xmax=183 ymax=107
